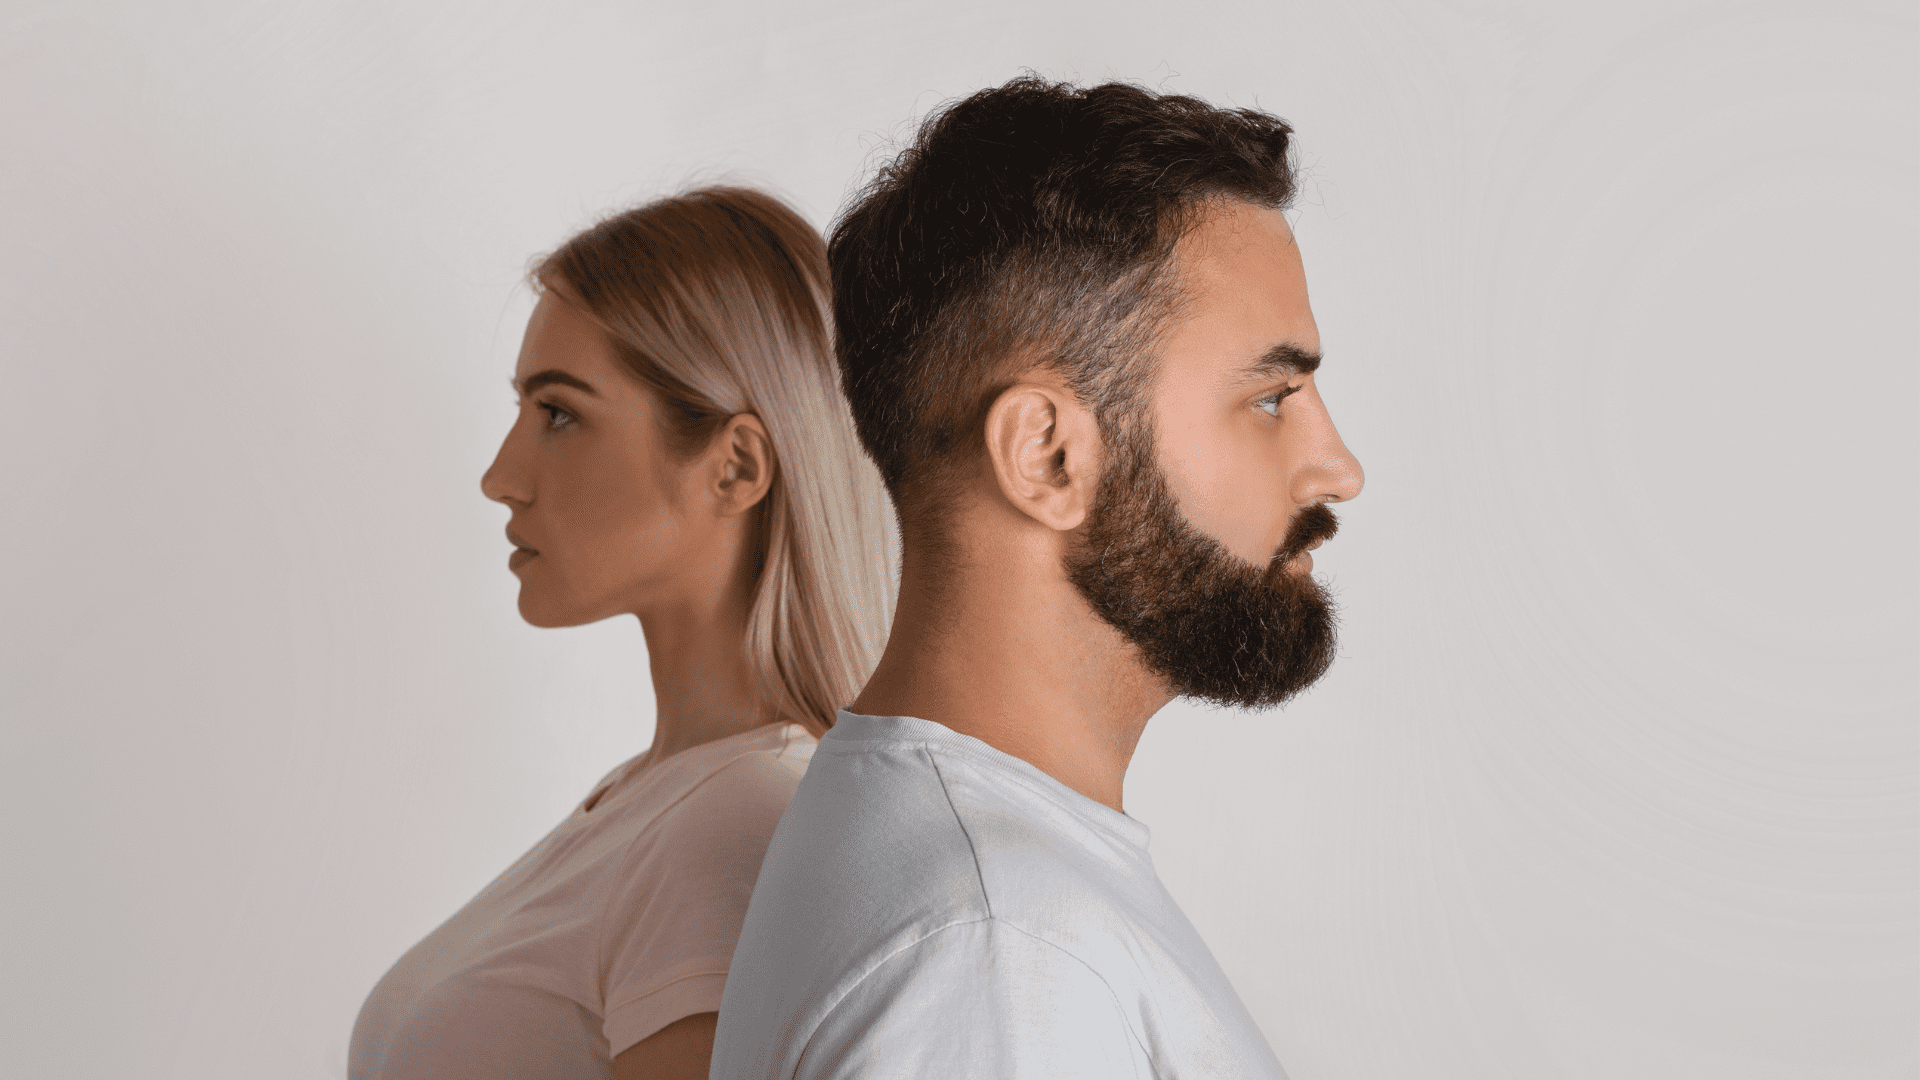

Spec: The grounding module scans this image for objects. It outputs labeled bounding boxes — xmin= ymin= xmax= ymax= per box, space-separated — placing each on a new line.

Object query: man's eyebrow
xmin=1234 ymin=342 xmax=1322 ymax=384
xmin=514 ymin=369 xmax=599 ymax=397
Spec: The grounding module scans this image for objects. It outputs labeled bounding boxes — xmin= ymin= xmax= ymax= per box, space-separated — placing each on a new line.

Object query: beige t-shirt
xmin=349 ymin=722 xmax=815 ymax=1079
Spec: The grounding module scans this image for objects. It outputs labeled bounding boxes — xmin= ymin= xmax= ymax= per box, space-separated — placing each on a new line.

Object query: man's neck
xmin=850 ymin=536 xmax=1172 ymax=813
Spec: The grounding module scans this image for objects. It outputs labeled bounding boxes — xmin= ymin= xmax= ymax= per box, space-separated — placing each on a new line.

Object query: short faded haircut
xmin=829 ymin=76 xmax=1298 ymax=541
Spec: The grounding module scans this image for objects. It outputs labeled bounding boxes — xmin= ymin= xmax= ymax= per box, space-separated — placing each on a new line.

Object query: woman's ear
xmin=712 ymin=413 xmax=776 ymax=517
xmin=982 ymin=377 xmax=1102 ymax=532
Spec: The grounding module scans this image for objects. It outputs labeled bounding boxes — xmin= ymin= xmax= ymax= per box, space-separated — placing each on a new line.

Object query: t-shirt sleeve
xmin=599 ymin=753 xmax=803 ymax=1055
xmin=794 ymin=919 xmax=1148 ymax=1080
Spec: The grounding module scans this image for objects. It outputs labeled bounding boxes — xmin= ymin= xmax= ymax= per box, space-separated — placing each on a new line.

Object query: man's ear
xmin=982 ymin=378 xmax=1102 ymax=532
xmin=711 ymin=413 xmax=776 ymax=517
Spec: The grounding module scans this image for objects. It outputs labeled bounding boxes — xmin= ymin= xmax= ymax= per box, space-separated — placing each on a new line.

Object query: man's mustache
xmin=1276 ymin=503 xmax=1339 ymax=563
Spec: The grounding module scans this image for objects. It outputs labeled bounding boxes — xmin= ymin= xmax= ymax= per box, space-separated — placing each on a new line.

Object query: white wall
xmin=1 ymin=1 xmax=1912 ymax=1077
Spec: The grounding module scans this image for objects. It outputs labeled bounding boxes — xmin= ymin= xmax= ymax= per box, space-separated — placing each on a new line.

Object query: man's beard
xmin=1064 ymin=424 xmax=1341 ymax=710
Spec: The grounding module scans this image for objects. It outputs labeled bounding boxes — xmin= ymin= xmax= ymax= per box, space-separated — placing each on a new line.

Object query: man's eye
xmin=539 ymin=402 xmax=576 ymax=429
xmin=1256 ymin=384 xmax=1302 ymax=417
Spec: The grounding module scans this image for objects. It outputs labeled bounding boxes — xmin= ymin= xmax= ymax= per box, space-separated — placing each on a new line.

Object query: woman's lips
xmin=505 ymin=525 xmax=539 ymax=571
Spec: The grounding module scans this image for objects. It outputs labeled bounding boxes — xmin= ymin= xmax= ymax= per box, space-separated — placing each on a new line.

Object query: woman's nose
xmin=480 ymin=420 xmax=531 ymax=508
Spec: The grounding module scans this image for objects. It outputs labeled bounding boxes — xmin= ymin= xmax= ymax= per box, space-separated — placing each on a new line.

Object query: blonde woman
xmin=348 ymin=187 xmax=894 ymax=1080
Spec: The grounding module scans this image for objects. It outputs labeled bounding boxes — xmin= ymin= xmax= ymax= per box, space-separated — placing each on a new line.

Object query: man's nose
xmin=1290 ymin=391 xmax=1364 ymax=506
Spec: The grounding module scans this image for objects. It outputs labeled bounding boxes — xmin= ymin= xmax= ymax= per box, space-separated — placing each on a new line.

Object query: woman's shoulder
xmin=616 ymin=723 xmax=815 ymax=836
xmin=671 ymin=723 xmax=816 ymax=816
xmin=726 ymin=720 xmax=817 ymax=777
xmin=601 ymin=725 xmax=816 ymax=893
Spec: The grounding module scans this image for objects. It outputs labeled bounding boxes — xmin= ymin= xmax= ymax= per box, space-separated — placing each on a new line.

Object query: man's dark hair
xmin=829 ymin=76 xmax=1297 ymax=534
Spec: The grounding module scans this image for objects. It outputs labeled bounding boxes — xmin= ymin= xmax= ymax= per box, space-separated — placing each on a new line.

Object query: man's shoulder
xmin=759 ymin=729 xmax=993 ymax=924
xmin=747 ymin=728 xmax=1168 ymax=980
xmin=716 ymin=729 xmax=996 ymax=1075
xmin=763 ymin=719 xmax=1168 ymax=950
xmin=922 ymin=747 xmax=1159 ymax=927
xmin=736 ymin=730 xmax=994 ymax=976
xmin=716 ymin=721 xmax=1285 ymax=1080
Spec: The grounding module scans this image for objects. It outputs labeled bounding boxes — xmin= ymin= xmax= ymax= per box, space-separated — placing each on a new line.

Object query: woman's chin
xmin=516 ymin=591 xmax=579 ymax=629
xmin=516 ymin=587 xmax=623 ymax=629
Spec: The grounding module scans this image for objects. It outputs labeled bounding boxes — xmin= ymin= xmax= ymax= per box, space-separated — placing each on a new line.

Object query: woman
xmin=348 ymin=187 xmax=895 ymax=1079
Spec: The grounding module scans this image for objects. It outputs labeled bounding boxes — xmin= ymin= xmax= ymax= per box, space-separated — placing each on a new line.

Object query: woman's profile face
xmin=480 ymin=291 xmax=703 ymax=628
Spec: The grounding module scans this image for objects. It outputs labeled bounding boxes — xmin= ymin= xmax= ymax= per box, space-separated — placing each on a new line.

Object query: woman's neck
xmin=632 ymin=533 xmax=781 ymax=766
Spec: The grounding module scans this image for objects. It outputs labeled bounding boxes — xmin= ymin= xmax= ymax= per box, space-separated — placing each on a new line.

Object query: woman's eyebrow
xmin=515 ymin=369 xmax=599 ymax=397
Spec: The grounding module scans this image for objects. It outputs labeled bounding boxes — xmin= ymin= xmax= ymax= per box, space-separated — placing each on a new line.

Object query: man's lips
xmin=1276 ymin=537 xmax=1326 ymax=571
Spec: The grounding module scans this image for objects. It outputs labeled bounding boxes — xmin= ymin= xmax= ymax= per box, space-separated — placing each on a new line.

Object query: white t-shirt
xmin=710 ymin=711 xmax=1288 ymax=1080
xmin=349 ymin=722 xmax=815 ymax=1079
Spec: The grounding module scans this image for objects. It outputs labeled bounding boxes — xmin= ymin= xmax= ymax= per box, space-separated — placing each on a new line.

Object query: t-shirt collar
xmin=829 ymin=708 xmax=1154 ymax=852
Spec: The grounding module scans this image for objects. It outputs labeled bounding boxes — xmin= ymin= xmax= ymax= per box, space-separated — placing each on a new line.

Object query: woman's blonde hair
xmin=534 ymin=186 xmax=896 ymax=735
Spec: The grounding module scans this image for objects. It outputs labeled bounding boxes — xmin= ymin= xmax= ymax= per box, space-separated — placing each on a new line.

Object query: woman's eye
xmin=538 ymin=402 xmax=576 ymax=429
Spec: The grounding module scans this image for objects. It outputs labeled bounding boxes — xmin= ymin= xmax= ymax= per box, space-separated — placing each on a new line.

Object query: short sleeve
xmin=794 ymin=919 xmax=1148 ymax=1080
xmin=599 ymin=753 xmax=803 ymax=1055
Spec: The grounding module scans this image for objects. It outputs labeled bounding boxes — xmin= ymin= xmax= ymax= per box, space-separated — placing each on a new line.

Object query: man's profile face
xmin=1151 ymin=203 xmax=1361 ymax=571
xmin=1066 ymin=201 xmax=1364 ymax=708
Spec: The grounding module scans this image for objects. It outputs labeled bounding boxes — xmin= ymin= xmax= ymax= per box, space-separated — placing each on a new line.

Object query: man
xmin=711 ymin=76 xmax=1364 ymax=1078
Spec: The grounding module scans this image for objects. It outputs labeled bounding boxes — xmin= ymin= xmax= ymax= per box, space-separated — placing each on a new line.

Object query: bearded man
xmin=711 ymin=76 xmax=1365 ymax=1079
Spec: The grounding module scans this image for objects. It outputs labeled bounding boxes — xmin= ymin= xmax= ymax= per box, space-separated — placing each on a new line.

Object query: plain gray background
xmin=1 ymin=0 xmax=1914 ymax=1077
